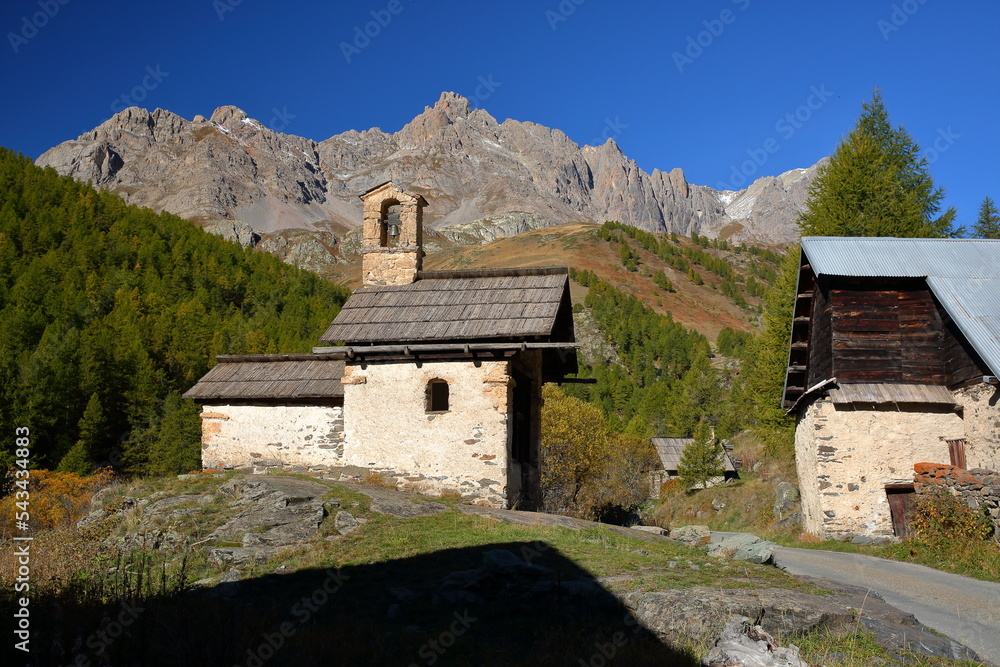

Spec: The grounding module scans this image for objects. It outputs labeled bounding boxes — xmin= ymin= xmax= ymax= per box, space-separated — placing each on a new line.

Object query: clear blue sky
xmin=1 ymin=0 xmax=996 ymax=229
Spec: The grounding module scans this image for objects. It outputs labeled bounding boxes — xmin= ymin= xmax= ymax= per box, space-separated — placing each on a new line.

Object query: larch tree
xmin=798 ymin=90 xmax=958 ymax=239
xmin=677 ymin=418 xmax=724 ymax=490
xmin=972 ymin=196 xmax=1000 ymax=239
xmin=57 ymin=392 xmax=104 ymax=475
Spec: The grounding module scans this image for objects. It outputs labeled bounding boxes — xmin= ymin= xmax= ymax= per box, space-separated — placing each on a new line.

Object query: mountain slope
xmin=0 ymin=149 xmax=347 ymax=473
xmin=36 ymin=93 xmax=818 ymax=259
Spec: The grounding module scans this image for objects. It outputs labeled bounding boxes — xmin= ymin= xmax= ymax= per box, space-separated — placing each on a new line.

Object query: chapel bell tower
xmin=360 ymin=182 xmax=427 ymax=286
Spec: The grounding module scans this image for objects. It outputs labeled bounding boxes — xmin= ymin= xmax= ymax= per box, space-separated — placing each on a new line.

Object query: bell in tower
xmin=359 ymin=182 xmax=427 ymax=286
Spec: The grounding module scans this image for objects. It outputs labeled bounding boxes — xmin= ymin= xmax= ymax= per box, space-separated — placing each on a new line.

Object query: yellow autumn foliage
xmin=540 ymin=385 xmax=657 ymax=521
xmin=0 ymin=468 xmax=113 ymax=537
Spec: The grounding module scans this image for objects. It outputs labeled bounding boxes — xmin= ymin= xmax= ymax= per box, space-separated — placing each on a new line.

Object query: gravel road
xmin=771 ymin=544 xmax=1000 ymax=665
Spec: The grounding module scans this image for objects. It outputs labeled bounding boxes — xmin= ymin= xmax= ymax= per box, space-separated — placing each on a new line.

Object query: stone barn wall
xmin=341 ymin=359 xmax=512 ymax=506
xmin=954 ymin=384 xmax=1000 ymax=471
xmin=913 ymin=461 xmax=1000 ymax=540
xmin=200 ymin=404 xmax=344 ymax=472
xmin=795 ymin=397 xmax=961 ymax=538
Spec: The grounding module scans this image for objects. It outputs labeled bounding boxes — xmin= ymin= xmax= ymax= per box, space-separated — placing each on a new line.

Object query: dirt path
xmin=768 ymin=544 xmax=1000 ymax=665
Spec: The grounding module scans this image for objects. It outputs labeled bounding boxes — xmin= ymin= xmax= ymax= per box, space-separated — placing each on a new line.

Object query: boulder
xmin=734 ymin=541 xmax=775 ymax=565
xmin=334 ymin=511 xmax=359 ymax=535
xmin=368 ymin=496 xmax=449 ymax=518
xmin=773 ymin=482 xmax=801 ymax=518
xmin=703 ymin=616 xmax=810 ymax=667
xmin=672 ymin=525 xmax=711 ymax=546
xmin=208 ymin=476 xmax=327 ymax=546
xmin=708 ymin=533 xmax=762 ymax=557
xmin=621 ymin=587 xmax=854 ymax=639
xmin=208 ymin=546 xmax=278 ymax=566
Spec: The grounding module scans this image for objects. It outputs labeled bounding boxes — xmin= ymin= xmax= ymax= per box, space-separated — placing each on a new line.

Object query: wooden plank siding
xmin=941 ymin=313 xmax=992 ymax=387
xmin=827 ymin=278 xmax=946 ymax=385
xmin=806 ymin=276 xmax=833 ymax=388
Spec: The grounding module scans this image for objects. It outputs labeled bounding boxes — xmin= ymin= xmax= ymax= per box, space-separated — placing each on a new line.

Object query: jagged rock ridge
xmin=37 ymin=93 xmax=820 ymax=258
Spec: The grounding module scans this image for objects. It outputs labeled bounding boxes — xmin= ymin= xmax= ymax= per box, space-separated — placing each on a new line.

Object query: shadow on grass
xmin=23 ymin=541 xmax=701 ymax=666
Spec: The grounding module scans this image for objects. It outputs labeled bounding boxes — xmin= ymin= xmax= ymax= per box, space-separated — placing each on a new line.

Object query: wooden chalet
xmin=785 ymin=237 xmax=1000 ymax=539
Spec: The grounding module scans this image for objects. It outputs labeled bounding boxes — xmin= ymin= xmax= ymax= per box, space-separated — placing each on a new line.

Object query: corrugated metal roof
xmin=802 ymin=237 xmax=1000 ymax=279
xmin=801 ymin=237 xmax=1000 ymax=377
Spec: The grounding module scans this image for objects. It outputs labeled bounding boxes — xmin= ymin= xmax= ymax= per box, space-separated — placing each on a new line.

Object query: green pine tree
xmin=736 ymin=247 xmax=801 ymax=457
xmin=798 ymin=90 xmax=958 ymax=239
xmin=972 ymin=196 xmax=1000 ymax=239
xmin=57 ymin=393 xmax=104 ymax=474
xmin=677 ymin=419 xmax=724 ymax=490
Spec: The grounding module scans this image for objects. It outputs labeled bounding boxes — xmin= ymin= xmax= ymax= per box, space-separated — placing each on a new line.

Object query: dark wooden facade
xmin=784 ymin=264 xmax=990 ymax=409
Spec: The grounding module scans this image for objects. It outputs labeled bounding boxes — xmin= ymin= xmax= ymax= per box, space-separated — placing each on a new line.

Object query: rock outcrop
xmin=37 ymin=93 xmax=819 ymax=273
xmin=76 ymin=474 xmax=981 ymax=664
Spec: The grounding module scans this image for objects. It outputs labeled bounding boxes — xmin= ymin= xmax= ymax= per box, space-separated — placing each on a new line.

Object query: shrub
xmin=362 ymin=470 xmax=395 ymax=488
xmin=541 ymin=386 xmax=657 ymax=520
xmin=0 ymin=468 xmax=113 ymax=537
xmin=910 ymin=487 xmax=993 ymax=542
xmin=658 ymin=478 xmax=683 ymax=500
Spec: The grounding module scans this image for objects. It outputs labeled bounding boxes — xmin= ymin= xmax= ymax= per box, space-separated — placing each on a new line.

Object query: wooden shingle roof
xmin=651 ymin=437 xmax=737 ymax=473
xmin=183 ymin=356 xmax=344 ymax=401
xmin=320 ymin=267 xmax=573 ymax=345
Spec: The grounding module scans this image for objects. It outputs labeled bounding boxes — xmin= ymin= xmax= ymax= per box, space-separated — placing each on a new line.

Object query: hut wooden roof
xmin=183 ymin=356 xmax=344 ymax=401
xmin=320 ymin=266 xmax=573 ymax=345
xmin=650 ymin=437 xmax=737 ymax=472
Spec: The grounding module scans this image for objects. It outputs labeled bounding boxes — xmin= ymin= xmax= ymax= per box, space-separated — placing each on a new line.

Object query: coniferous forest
xmin=565 ymin=268 xmax=737 ymax=440
xmin=0 ymin=149 xmax=349 ymax=476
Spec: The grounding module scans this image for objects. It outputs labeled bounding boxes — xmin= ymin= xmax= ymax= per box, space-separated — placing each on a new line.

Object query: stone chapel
xmin=185 ymin=182 xmax=578 ymax=509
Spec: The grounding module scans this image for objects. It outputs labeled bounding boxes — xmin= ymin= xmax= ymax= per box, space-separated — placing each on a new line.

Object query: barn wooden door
xmin=946 ymin=438 xmax=967 ymax=469
xmin=885 ymin=485 xmax=916 ymax=537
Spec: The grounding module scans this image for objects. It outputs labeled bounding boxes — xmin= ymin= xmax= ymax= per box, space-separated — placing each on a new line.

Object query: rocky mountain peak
xmin=94 ymin=106 xmax=156 ymax=137
xmin=210 ymin=105 xmax=250 ymax=126
xmin=433 ymin=91 xmax=472 ymax=119
xmin=37 ymin=92 xmax=822 ymax=262
xmin=396 ymin=92 xmax=475 ymax=146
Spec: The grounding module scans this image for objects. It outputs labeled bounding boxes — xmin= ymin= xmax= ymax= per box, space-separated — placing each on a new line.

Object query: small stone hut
xmin=784 ymin=237 xmax=1000 ymax=539
xmin=185 ymin=182 xmax=578 ymax=509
